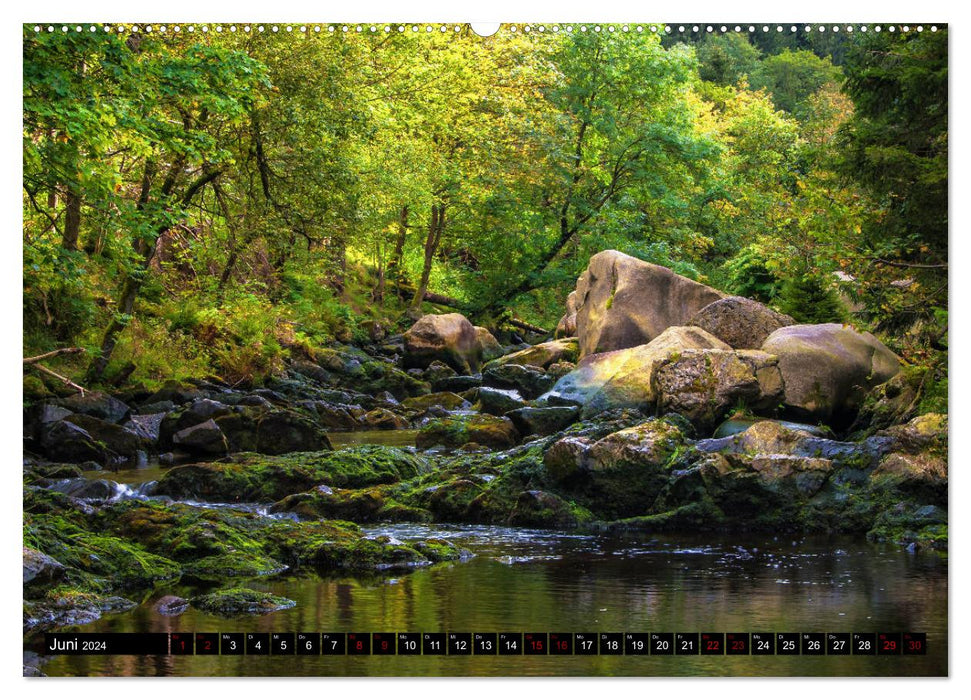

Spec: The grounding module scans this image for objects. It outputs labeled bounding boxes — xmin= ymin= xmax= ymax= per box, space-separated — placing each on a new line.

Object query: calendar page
xmin=21 ymin=16 xmax=948 ymax=680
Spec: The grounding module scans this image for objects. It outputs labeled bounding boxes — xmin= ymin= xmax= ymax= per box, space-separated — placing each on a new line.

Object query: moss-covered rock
xmin=191 ymin=587 xmax=296 ymax=615
xmin=867 ymin=503 xmax=948 ymax=551
xmin=401 ymin=392 xmax=469 ymax=411
xmin=574 ymin=419 xmax=691 ymax=519
xmin=651 ymin=349 xmax=784 ymax=433
xmin=154 ymin=445 xmax=428 ymax=502
xmin=182 ymin=552 xmax=288 ymax=580
xmin=486 ymin=338 xmax=579 ymax=370
xmin=507 ymin=490 xmax=593 ymax=528
xmin=23 ymin=513 xmax=181 ymax=589
xmin=24 ymin=588 xmax=136 ymax=631
xmin=270 ymin=485 xmax=388 ymax=522
xmin=416 ymin=414 xmax=519 ymax=450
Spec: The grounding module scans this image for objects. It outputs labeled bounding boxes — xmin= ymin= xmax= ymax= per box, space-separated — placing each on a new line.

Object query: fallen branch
xmin=28 ymin=363 xmax=88 ymax=396
xmin=397 ymin=284 xmax=467 ymax=309
xmin=23 ymin=347 xmax=85 ymax=364
xmin=508 ymin=317 xmax=549 ymax=336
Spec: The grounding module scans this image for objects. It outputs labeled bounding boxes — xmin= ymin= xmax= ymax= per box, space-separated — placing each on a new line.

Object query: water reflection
xmin=31 ymin=529 xmax=946 ymax=677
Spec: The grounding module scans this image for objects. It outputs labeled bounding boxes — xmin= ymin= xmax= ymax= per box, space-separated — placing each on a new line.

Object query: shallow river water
xmin=29 ymin=522 xmax=947 ymax=677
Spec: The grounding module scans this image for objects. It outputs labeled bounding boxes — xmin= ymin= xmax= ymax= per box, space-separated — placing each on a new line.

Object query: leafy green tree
xmin=837 ymin=26 xmax=947 ymax=354
xmin=756 ymin=49 xmax=842 ymax=116
xmin=696 ymin=33 xmax=763 ymax=87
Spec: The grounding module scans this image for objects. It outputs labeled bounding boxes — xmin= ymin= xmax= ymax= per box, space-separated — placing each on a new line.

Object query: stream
xmin=28 ymin=430 xmax=947 ymax=676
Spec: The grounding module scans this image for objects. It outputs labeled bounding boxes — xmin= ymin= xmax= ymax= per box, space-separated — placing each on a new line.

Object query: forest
xmin=23 ymin=23 xmax=947 ymax=405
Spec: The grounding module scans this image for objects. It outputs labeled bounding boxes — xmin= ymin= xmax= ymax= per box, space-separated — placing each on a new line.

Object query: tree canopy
xmin=23 ymin=24 xmax=947 ymax=397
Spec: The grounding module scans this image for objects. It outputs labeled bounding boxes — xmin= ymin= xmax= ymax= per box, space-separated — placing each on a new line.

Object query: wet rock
xmin=154 ymin=595 xmax=189 ymax=616
xmin=508 ymin=490 xmax=590 ymax=527
xmin=743 ymin=454 xmax=834 ymax=498
xmin=871 ymin=452 xmax=947 ymax=503
xmin=713 ymin=417 xmax=833 ymax=439
xmin=155 ymin=445 xmax=426 ymax=501
xmin=64 ymin=414 xmax=146 ymax=458
xmin=39 ymin=419 xmax=105 ymax=462
xmin=543 ymin=436 xmax=593 ymax=483
xmin=416 ymin=414 xmax=519 ymax=450
xmin=488 ymin=338 xmax=579 ymax=370
xmin=879 ymin=413 xmax=947 ymax=454
xmin=424 ymin=479 xmax=484 ymax=521
xmin=404 ymin=313 xmax=482 ymax=374
xmin=191 ymin=588 xmax=296 ymax=616
xmin=762 ymin=323 xmax=901 ymax=425
xmin=543 ymin=326 xmax=729 ymax=418
xmin=483 ymin=363 xmax=555 ymax=400
xmin=173 ymin=419 xmax=229 ymax=456
xmin=688 ymin=296 xmax=794 ymax=349
xmin=23 ymin=592 xmax=136 ymax=632
xmin=401 ymin=391 xmax=470 ymax=411
xmin=422 ymin=360 xmax=457 ymax=385
xmin=143 ymin=380 xmax=206 ymax=406
xmin=360 ymin=407 xmax=410 ymax=430
xmin=125 ymin=412 xmax=166 ymax=441
xmin=579 ymin=419 xmax=689 ymax=519
xmin=308 ymin=402 xmax=363 ymax=431
xmin=256 ymin=411 xmax=331 ymax=454
xmin=651 ymin=349 xmax=784 ymax=432
xmin=571 ymin=250 xmax=725 ymax=357
xmin=134 ymin=399 xmax=175 ymax=415
xmin=36 ymin=404 xmax=72 ymax=425
xmin=23 ymin=547 xmax=65 ymax=592
xmin=431 ymin=374 xmax=482 ymax=393
xmin=546 ymin=361 xmax=577 ymax=380
xmin=271 ymin=486 xmax=387 ymax=522
xmin=56 ymin=391 xmax=131 ymax=424
xmin=49 ymin=477 xmax=123 ymax=503
xmin=506 ymin=406 xmax=580 ymax=437
xmin=478 ymin=386 xmax=527 ymax=416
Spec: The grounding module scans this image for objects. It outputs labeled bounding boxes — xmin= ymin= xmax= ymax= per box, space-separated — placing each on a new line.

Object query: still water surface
xmin=31 ymin=524 xmax=946 ymax=677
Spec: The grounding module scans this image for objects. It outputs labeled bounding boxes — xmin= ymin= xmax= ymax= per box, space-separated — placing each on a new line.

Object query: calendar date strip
xmin=40 ymin=632 xmax=927 ymax=656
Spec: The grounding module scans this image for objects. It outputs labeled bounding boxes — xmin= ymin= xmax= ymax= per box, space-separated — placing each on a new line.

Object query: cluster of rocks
xmin=23 ymin=249 xmax=947 ymax=646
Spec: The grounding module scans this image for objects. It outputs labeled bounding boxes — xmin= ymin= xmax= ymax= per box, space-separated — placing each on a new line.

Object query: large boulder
xmin=651 ymin=349 xmax=784 ymax=432
xmin=570 ymin=250 xmax=725 ymax=357
xmin=577 ymin=419 xmax=688 ymax=519
xmin=404 ymin=313 xmax=482 ymax=374
xmin=543 ymin=326 xmax=730 ymax=418
xmin=762 ymin=324 xmax=901 ymax=425
xmin=688 ymin=296 xmax=794 ymax=349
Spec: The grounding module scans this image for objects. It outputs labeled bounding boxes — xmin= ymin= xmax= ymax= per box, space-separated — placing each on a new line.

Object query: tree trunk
xmin=216 ymin=249 xmax=238 ymax=306
xmin=61 ymin=187 xmax=81 ymax=251
xmin=412 ymin=201 xmax=446 ymax=308
xmin=87 ymin=160 xmax=219 ymax=382
xmin=387 ymin=205 xmax=409 ymax=288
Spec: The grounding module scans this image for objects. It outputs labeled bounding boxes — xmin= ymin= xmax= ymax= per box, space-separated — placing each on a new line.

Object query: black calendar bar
xmin=38 ymin=632 xmax=928 ymax=656
xmin=42 ymin=633 xmax=168 ymax=655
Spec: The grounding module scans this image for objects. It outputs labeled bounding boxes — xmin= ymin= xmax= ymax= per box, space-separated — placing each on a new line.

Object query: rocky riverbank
xmin=23 ymin=251 xmax=947 ymax=635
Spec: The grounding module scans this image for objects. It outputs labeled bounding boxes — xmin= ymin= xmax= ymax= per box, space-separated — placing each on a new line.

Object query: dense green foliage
xmin=23 ymin=25 xmax=947 ymax=404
